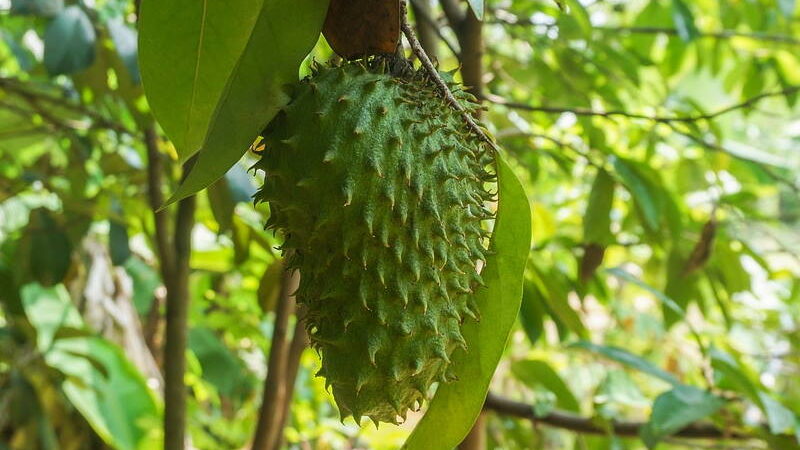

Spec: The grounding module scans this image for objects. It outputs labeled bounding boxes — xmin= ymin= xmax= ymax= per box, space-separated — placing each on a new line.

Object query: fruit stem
xmin=399 ymin=0 xmax=498 ymax=153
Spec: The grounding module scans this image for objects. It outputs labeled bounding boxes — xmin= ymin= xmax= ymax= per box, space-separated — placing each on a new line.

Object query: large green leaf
xmin=21 ymin=284 xmax=161 ymax=450
xmin=164 ymin=0 xmax=330 ymax=205
xmin=138 ymin=0 xmax=264 ymax=159
xmin=404 ymin=153 xmax=531 ymax=449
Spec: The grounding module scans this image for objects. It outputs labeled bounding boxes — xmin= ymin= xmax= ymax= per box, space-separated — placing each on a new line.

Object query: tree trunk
xmin=163 ymin=192 xmax=196 ymax=450
xmin=252 ymin=269 xmax=300 ymax=450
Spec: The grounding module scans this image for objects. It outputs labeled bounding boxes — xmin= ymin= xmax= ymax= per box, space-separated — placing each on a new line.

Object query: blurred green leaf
xmin=573 ymin=341 xmax=680 ymax=386
xmin=189 ymin=327 xmax=255 ymax=401
xmin=109 ymin=219 xmax=131 ymax=266
xmin=519 ymin=283 xmax=545 ymax=345
xmin=19 ymin=209 xmax=72 ymax=287
xmin=758 ymin=393 xmax=796 ymax=435
xmin=10 ymin=0 xmax=62 ymax=17
xmin=584 ymin=168 xmax=615 ymax=244
xmin=671 ymin=0 xmax=699 ymax=42
xmin=124 ymin=257 xmax=160 ymax=315
xmin=466 ymin=0 xmax=484 ymax=20
xmin=512 ymin=360 xmax=580 ymax=412
xmin=107 ymin=18 xmax=140 ymax=84
xmin=641 ymin=386 xmax=725 ymax=448
xmin=43 ymin=6 xmax=96 ymax=75
xmin=404 ymin=153 xmax=531 ymax=450
xmin=612 ymin=157 xmax=663 ymax=232
xmin=21 ymin=284 xmax=161 ymax=450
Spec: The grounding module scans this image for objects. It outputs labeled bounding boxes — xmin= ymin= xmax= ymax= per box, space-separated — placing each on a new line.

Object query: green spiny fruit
xmin=254 ymin=58 xmax=496 ymax=425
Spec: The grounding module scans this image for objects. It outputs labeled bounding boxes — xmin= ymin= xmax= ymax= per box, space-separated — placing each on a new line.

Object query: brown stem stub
xmin=324 ymin=0 xmax=401 ymax=59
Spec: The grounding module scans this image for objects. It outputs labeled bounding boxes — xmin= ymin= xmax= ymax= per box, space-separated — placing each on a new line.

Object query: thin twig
xmin=0 ymin=77 xmax=138 ymax=137
xmin=484 ymin=393 xmax=751 ymax=440
xmin=489 ymin=9 xmax=800 ymax=47
xmin=400 ymin=0 xmax=499 ymax=152
xmin=486 ymin=85 xmax=800 ymax=124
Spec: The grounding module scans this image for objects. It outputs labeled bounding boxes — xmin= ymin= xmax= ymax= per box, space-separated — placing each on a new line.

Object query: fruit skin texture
xmin=254 ymin=60 xmax=495 ymax=425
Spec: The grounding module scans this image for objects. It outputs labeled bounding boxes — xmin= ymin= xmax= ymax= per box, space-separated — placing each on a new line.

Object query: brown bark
xmin=163 ymin=186 xmax=196 ymax=450
xmin=273 ymin=308 xmax=310 ymax=450
xmin=251 ymin=269 xmax=300 ymax=450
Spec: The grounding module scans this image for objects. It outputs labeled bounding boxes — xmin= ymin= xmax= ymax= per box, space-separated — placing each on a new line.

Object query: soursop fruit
xmin=254 ymin=58 xmax=496 ymax=425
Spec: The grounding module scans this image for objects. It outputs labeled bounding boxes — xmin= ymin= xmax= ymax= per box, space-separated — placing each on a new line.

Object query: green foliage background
xmin=1 ymin=0 xmax=799 ymax=449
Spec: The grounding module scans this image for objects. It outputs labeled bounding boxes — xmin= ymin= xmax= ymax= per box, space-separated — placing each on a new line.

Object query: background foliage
xmin=1 ymin=0 xmax=799 ymax=449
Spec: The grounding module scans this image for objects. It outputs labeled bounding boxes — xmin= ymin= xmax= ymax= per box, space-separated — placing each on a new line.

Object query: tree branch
xmin=486 ymin=85 xmax=800 ymax=123
xmin=0 ymin=77 xmax=139 ymax=137
xmin=489 ymin=10 xmax=800 ymax=47
xmin=484 ymin=393 xmax=750 ymax=440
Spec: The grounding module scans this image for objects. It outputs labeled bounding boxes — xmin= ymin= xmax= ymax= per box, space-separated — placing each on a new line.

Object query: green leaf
xmin=519 ymin=283 xmax=545 ymax=345
xmin=572 ymin=341 xmax=680 ymax=386
xmin=530 ymin=264 xmax=587 ymax=338
xmin=607 ymin=267 xmax=686 ymax=320
xmin=512 ymin=360 xmax=580 ymax=412
xmin=43 ymin=5 xmax=96 ymax=75
xmin=207 ymin=164 xmax=256 ymax=232
xmin=779 ymin=0 xmax=796 ymax=18
xmin=641 ymin=386 xmax=725 ymax=447
xmin=139 ymin=0 xmax=264 ymax=160
xmin=161 ymin=0 xmax=330 ymax=205
xmin=584 ymin=168 xmax=615 ymax=244
xmin=10 ymin=0 xmax=63 ymax=17
xmin=109 ymin=219 xmax=131 ymax=266
xmin=189 ymin=327 xmax=255 ymax=400
xmin=124 ymin=257 xmax=160 ymax=315
xmin=21 ymin=284 xmax=161 ymax=450
xmin=106 ymin=18 xmax=139 ymax=84
xmin=671 ymin=0 xmax=699 ymax=42
xmin=466 ymin=0 xmax=484 ymax=20
xmin=404 ymin=153 xmax=531 ymax=449
xmin=564 ymin=0 xmax=592 ymax=35
xmin=612 ymin=157 xmax=663 ymax=232
xmin=758 ymin=393 xmax=796 ymax=435
xmin=19 ymin=209 xmax=72 ymax=287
